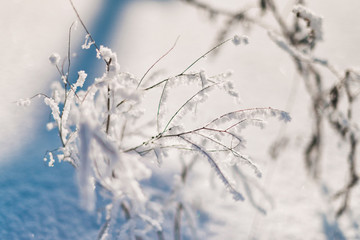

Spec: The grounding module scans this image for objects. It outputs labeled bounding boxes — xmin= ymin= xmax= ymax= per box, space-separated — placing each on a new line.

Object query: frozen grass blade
xmin=179 ymin=135 xmax=245 ymax=201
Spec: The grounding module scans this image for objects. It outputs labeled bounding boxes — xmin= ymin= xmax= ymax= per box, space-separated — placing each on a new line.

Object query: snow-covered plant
xmin=180 ymin=0 xmax=360 ymax=218
xmin=20 ymin=1 xmax=292 ymax=239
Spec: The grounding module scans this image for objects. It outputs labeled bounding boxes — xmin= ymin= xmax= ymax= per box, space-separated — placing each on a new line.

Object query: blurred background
xmin=0 ymin=0 xmax=359 ymax=239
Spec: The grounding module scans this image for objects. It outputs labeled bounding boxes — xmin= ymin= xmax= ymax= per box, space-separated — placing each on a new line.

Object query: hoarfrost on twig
xmin=82 ymin=34 xmax=95 ymax=49
xmin=293 ymin=4 xmax=323 ymax=41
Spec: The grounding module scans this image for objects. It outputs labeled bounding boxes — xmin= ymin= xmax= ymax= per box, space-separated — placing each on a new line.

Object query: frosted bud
xmin=232 ymin=35 xmax=249 ymax=46
xmin=241 ymin=35 xmax=249 ymax=45
xmin=49 ymin=53 xmax=61 ymax=66
xmin=16 ymin=98 xmax=31 ymax=107
xmin=46 ymin=122 xmax=56 ymax=131
xmin=48 ymin=152 xmax=55 ymax=167
xmin=82 ymin=34 xmax=95 ymax=50
xmin=61 ymin=76 xmax=67 ymax=84
xmin=232 ymin=35 xmax=241 ymax=45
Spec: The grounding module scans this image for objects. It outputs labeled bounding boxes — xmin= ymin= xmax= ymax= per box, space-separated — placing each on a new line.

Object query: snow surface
xmin=1 ymin=0 xmax=360 ymax=239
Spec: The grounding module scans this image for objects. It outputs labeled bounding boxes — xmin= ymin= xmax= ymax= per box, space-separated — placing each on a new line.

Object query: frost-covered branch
xmin=182 ymin=0 xmax=360 ymax=219
xmin=20 ymin=1 xmax=296 ymax=238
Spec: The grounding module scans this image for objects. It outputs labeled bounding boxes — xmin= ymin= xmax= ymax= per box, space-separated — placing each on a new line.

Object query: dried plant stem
xmin=68 ymin=0 xmax=99 ymax=52
xmin=68 ymin=0 xmax=110 ymax=67
xmin=144 ymin=37 xmax=234 ymax=91
xmin=64 ymin=21 xmax=77 ymax=88
xmin=137 ymin=36 xmax=180 ymax=89
xmin=162 ymin=83 xmax=217 ymax=133
xmin=264 ymin=0 xmax=291 ymax=38
xmin=106 ymin=85 xmax=111 ymax=134
xmin=179 ymin=135 xmax=244 ymax=201
xmin=174 ymin=203 xmax=183 ymax=240
xmin=180 ymin=37 xmax=233 ymax=75
xmin=183 ymin=0 xmax=360 ymax=220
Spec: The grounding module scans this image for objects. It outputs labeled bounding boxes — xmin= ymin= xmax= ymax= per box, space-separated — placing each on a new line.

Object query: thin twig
xmin=106 ymin=85 xmax=111 ymax=134
xmin=174 ymin=203 xmax=183 ymax=240
xmin=162 ymin=83 xmax=218 ymax=133
xmin=179 ymin=135 xmax=244 ymax=201
xmin=180 ymin=37 xmax=233 ymax=75
xmin=66 ymin=21 xmax=76 ymax=86
xmin=144 ymin=37 xmax=234 ymax=91
xmin=68 ymin=0 xmax=100 ymax=52
xmin=68 ymin=0 xmax=110 ymax=66
xmin=137 ymin=36 xmax=180 ymax=89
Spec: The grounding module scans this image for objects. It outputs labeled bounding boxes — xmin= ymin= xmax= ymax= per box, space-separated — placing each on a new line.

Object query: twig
xmin=106 ymin=85 xmax=111 ymax=134
xmin=68 ymin=0 xmax=110 ymax=66
xmin=66 ymin=21 xmax=76 ymax=86
xmin=179 ymin=135 xmax=244 ymax=201
xmin=174 ymin=203 xmax=183 ymax=240
xmin=161 ymin=83 xmax=218 ymax=133
xmin=180 ymin=37 xmax=233 ymax=75
xmin=137 ymin=36 xmax=180 ymax=89
xmin=144 ymin=37 xmax=235 ymax=91
xmin=68 ymin=0 xmax=100 ymax=52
